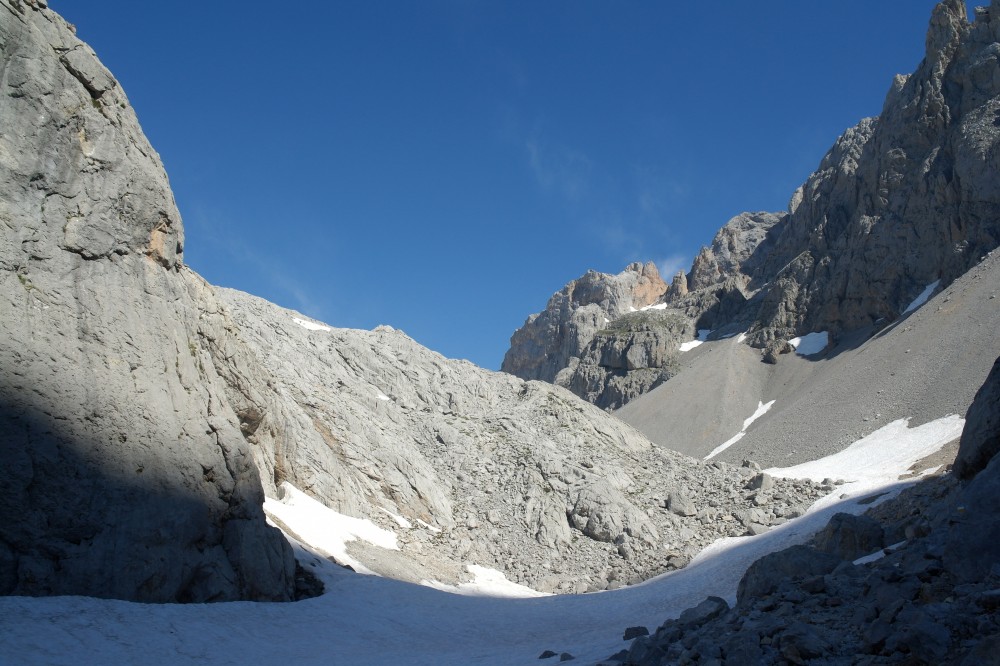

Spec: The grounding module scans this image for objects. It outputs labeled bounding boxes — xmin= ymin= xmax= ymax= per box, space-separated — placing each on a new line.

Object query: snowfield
xmin=0 ymin=415 xmax=963 ymax=665
xmin=704 ymin=400 xmax=776 ymax=460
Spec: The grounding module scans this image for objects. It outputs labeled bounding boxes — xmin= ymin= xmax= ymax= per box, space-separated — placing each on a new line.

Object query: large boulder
xmin=953 ymin=356 xmax=1000 ymax=480
xmin=736 ymin=545 xmax=840 ymax=607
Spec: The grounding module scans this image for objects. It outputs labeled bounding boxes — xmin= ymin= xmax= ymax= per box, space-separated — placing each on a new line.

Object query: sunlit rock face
xmin=0 ymin=0 xmax=295 ymax=602
xmin=505 ymin=0 xmax=1000 ymax=408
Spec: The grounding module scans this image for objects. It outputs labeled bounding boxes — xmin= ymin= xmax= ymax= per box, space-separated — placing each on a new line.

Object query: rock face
xmin=0 ymin=0 xmax=294 ymax=602
xmin=505 ymin=0 xmax=1000 ymax=408
xmin=566 ymin=309 xmax=690 ymax=409
xmin=953 ymin=355 xmax=1000 ymax=479
xmin=501 ymin=262 xmax=667 ymax=386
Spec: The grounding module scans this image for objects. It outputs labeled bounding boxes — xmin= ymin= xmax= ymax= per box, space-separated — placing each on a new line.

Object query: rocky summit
xmin=505 ymin=0 xmax=1000 ymax=411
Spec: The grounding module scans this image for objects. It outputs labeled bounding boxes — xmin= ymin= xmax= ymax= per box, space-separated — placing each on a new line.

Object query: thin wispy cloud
xmin=185 ymin=204 xmax=331 ymax=323
xmin=525 ymin=137 xmax=593 ymax=203
xmin=656 ymin=253 xmax=689 ymax=280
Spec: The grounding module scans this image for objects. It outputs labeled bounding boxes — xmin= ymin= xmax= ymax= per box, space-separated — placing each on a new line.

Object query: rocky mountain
xmin=501 ymin=261 xmax=668 ymax=383
xmin=504 ymin=0 xmax=1000 ymax=411
xmin=211 ymin=288 xmax=830 ymax=592
xmin=3 ymin=0 xmax=1000 ymax=663
xmin=0 ymin=0 xmax=822 ymax=601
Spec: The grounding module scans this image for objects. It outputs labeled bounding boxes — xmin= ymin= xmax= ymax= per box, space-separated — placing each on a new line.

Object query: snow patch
xmin=264 ymin=482 xmax=398 ymax=574
xmin=704 ymin=432 xmax=745 ymax=460
xmin=424 ymin=565 xmax=550 ymax=599
xmin=379 ymin=507 xmax=412 ymax=529
xmin=292 ymin=316 xmax=331 ymax=332
xmin=853 ymin=540 xmax=907 ymax=566
xmin=416 ymin=518 xmax=441 ymax=533
xmin=903 ymin=280 xmax=941 ymax=314
xmin=679 ymin=339 xmax=703 ymax=352
xmin=742 ymin=399 xmax=775 ymax=431
xmin=376 ymin=392 xmax=391 ymax=401
xmin=789 ymin=331 xmax=828 ymax=356
xmin=736 ymin=332 xmax=747 ymax=343
xmin=680 ymin=329 xmax=713 ymax=352
xmin=704 ymin=400 xmax=775 ymax=460
xmin=640 ymin=302 xmax=668 ymax=311
xmin=765 ymin=416 xmax=964 ymax=513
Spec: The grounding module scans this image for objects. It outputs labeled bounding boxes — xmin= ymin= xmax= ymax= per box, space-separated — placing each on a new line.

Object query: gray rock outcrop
xmin=501 ymin=262 xmax=667 ymax=385
xmin=0 ymin=0 xmax=295 ymax=601
xmin=505 ymin=0 xmax=1000 ymax=408
xmin=953 ymin=355 xmax=1000 ymax=479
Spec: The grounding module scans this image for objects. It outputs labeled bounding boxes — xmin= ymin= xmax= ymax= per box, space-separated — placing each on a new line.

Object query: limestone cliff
xmin=0 ymin=0 xmax=295 ymax=602
xmin=504 ymin=0 xmax=1000 ymax=408
xmin=501 ymin=262 xmax=667 ymax=386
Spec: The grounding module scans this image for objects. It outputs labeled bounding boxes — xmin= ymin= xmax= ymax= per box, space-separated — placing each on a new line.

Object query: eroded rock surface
xmin=0 ymin=0 xmax=294 ymax=602
xmin=215 ymin=289 xmax=825 ymax=592
xmin=505 ymin=0 xmax=1000 ymax=408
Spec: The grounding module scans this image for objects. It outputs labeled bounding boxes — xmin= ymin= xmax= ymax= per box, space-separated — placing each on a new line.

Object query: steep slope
xmin=504 ymin=0 xmax=1000 ymax=410
xmin=0 ymin=0 xmax=297 ymax=602
xmin=617 ymin=246 xmax=1000 ymax=467
xmin=618 ymin=354 xmax=1000 ymax=665
xmin=213 ymin=288 xmax=825 ymax=592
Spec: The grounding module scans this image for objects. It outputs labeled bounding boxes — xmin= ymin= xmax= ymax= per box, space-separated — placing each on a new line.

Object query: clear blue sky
xmin=57 ymin=1 xmax=945 ymax=370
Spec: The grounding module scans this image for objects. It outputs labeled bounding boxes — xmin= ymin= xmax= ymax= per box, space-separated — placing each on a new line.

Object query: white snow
xmin=704 ymin=400 xmax=775 ymax=460
xmin=704 ymin=431 xmax=744 ymax=460
xmin=0 ymin=414 xmax=964 ymax=666
xmin=425 ymin=565 xmax=550 ymax=599
xmin=741 ymin=399 xmax=775 ymax=431
xmin=903 ymin=280 xmax=941 ymax=314
xmin=263 ymin=482 xmax=398 ymax=575
xmin=789 ymin=331 xmax=828 ymax=356
xmin=765 ymin=415 xmax=963 ymax=487
xmin=379 ymin=507 xmax=413 ymax=529
xmin=679 ymin=329 xmax=713 ymax=352
xmin=852 ymin=540 xmax=907 ymax=566
xmin=736 ymin=332 xmax=747 ymax=343
xmin=376 ymin=392 xmax=391 ymax=401
xmin=292 ymin=317 xmax=332 ymax=332
xmin=416 ymin=518 xmax=441 ymax=533
xmin=640 ymin=302 xmax=668 ymax=311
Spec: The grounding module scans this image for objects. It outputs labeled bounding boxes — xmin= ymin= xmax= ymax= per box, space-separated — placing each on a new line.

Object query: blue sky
xmin=58 ymin=1 xmax=944 ymax=370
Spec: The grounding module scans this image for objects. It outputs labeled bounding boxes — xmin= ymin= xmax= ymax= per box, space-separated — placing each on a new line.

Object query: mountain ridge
xmin=503 ymin=0 xmax=1000 ymax=411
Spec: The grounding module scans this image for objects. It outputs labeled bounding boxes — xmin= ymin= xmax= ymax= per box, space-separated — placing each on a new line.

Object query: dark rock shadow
xmin=0 ymin=386 xmax=295 ymax=603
